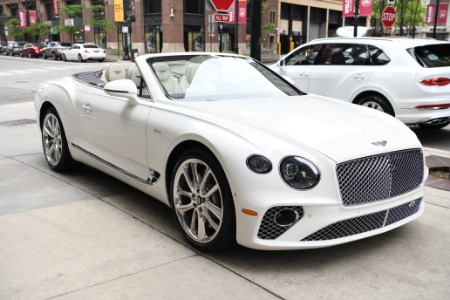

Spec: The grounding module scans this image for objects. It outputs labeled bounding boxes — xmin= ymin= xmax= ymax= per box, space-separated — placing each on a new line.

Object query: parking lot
xmin=0 ymin=56 xmax=450 ymax=299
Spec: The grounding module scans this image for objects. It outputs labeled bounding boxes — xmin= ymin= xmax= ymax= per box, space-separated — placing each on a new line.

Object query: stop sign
xmin=381 ymin=6 xmax=397 ymax=28
xmin=210 ymin=0 xmax=234 ymax=12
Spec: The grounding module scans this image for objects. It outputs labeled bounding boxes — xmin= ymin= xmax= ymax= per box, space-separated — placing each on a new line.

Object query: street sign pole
xmin=353 ymin=0 xmax=360 ymax=37
xmin=250 ymin=0 xmax=261 ymax=61
xmin=234 ymin=0 xmax=239 ymax=54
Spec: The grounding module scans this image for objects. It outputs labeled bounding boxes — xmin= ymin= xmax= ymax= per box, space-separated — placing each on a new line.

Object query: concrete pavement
xmin=1 ymin=101 xmax=449 ymax=300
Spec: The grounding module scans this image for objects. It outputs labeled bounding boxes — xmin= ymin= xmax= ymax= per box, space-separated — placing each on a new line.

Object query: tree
xmin=84 ymin=4 xmax=116 ymax=33
xmin=26 ymin=23 xmax=51 ymax=42
xmin=58 ymin=4 xmax=83 ymax=43
xmin=5 ymin=18 xmax=25 ymax=40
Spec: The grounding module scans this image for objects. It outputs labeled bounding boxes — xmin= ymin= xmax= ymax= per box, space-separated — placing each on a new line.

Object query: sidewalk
xmin=1 ymin=101 xmax=450 ymax=299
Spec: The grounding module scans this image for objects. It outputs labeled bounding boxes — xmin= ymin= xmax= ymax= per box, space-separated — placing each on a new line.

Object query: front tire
xmin=62 ymin=54 xmax=67 ymax=61
xmin=52 ymin=52 xmax=57 ymax=60
xmin=78 ymin=54 xmax=84 ymax=62
xmin=43 ymin=53 xmax=47 ymax=59
xmin=358 ymin=94 xmax=394 ymax=116
xmin=170 ymin=149 xmax=235 ymax=251
xmin=41 ymin=108 xmax=74 ymax=172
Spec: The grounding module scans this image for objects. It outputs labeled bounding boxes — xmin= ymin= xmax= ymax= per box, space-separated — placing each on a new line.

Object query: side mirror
xmin=280 ymin=59 xmax=285 ymax=67
xmin=104 ymin=79 xmax=139 ymax=106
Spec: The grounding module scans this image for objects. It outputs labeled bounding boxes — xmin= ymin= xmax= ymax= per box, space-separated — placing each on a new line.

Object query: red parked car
xmin=19 ymin=43 xmax=43 ymax=58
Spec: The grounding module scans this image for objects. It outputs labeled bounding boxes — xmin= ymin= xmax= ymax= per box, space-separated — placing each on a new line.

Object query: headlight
xmin=279 ymin=156 xmax=320 ymax=190
xmin=246 ymin=155 xmax=272 ymax=174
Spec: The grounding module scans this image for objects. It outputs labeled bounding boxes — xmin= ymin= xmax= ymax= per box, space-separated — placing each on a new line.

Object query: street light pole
xmin=353 ymin=0 xmax=360 ymax=37
xmin=433 ymin=0 xmax=440 ymax=38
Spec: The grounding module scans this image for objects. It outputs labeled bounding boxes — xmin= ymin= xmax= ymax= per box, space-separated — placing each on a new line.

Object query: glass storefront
xmin=144 ymin=25 xmax=162 ymax=53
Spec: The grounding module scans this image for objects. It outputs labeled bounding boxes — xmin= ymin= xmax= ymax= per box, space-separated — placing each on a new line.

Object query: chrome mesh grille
xmin=257 ymin=206 xmax=304 ymax=240
xmin=337 ymin=149 xmax=423 ymax=206
xmin=301 ymin=198 xmax=422 ymax=242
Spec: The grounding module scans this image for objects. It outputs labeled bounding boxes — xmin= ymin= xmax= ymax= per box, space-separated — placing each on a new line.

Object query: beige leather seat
xmin=179 ymin=63 xmax=200 ymax=93
xmin=104 ymin=63 xmax=127 ymax=81
xmin=153 ymin=62 xmax=179 ymax=95
xmin=126 ymin=66 xmax=141 ymax=87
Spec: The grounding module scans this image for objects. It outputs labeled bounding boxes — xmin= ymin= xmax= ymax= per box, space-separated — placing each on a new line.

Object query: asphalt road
xmin=1 ymin=56 xmax=449 ymax=299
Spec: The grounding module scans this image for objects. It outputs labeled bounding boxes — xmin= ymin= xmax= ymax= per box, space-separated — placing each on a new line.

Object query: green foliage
xmin=26 ymin=23 xmax=52 ymax=38
xmin=5 ymin=18 xmax=25 ymax=40
xmin=59 ymin=4 xmax=83 ymax=19
xmin=84 ymin=5 xmax=116 ymax=32
xmin=262 ymin=23 xmax=276 ymax=34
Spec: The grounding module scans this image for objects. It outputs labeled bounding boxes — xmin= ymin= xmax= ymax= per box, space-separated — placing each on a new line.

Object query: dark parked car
xmin=20 ymin=43 xmax=44 ymax=58
xmin=42 ymin=41 xmax=72 ymax=60
xmin=4 ymin=41 xmax=27 ymax=56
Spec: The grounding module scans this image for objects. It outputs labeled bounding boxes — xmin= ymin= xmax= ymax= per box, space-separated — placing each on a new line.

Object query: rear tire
xmin=358 ymin=94 xmax=394 ymax=116
xmin=41 ymin=108 xmax=75 ymax=172
xmin=78 ymin=54 xmax=84 ymax=62
xmin=43 ymin=53 xmax=47 ymax=59
xmin=52 ymin=52 xmax=57 ymax=60
xmin=63 ymin=54 xmax=67 ymax=61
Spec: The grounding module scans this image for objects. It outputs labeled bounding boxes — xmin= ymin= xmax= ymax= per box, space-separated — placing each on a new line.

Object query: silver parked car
xmin=42 ymin=41 xmax=72 ymax=60
xmin=4 ymin=41 xmax=27 ymax=56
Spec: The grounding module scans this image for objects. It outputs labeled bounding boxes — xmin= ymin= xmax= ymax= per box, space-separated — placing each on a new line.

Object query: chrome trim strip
xmin=71 ymin=143 xmax=150 ymax=185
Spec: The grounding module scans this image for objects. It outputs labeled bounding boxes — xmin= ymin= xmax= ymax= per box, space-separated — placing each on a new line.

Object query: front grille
xmin=257 ymin=206 xmax=304 ymax=240
xmin=301 ymin=198 xmax=422 ymax=242
xmin=337 ymin=149 xmax=423 ymax=206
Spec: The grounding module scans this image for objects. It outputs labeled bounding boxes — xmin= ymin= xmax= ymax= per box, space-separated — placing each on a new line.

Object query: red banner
xmin=342 ymin=0 xmax=373 ymax=17
xmin=359 ymin=0 xmax=373 ymax=17
xmin=53 ymin=0 xmax=59 ymax=16
xmin=18 ymin=10 xmax=27 ymax=28
xmin=342 ymin=0 xmax=354 ymax=17
xmin=438 ymin=4 xmax=448 ymax=25
xmin=29 ymin=10 xmax=37 ymax=25
xmin=229 ymin=0 xmax=246 ymax=24
xmin=426 ymin=4 xmax=437 ymax=25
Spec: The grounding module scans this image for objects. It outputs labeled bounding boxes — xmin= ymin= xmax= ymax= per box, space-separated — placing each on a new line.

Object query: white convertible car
xmin=35 ymin=53 xmax=427 ymax=251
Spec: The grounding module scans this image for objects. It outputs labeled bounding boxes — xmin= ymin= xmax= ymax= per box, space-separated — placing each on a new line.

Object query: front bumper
xmin=235 ymin=188 xmax=424 ymax=250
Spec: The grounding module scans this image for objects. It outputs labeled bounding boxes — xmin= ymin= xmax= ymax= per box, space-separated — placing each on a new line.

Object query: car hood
xmin=174 ymin=94 xmax=421 ymax=163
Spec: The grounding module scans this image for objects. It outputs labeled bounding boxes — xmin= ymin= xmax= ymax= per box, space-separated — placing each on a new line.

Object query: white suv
xmin=271 ymin=37 xmax=450 ymax=129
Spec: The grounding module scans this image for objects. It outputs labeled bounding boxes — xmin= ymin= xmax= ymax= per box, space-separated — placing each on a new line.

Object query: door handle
xmin=354 ymin=74 xmax=365 ymax=80
xmin=299 ymin=73 xmax=309 ymax=78
xmin=82 ymin=103 xmax=93 ymax=114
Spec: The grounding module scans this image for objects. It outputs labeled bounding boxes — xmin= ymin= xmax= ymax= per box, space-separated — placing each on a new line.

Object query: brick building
xmin=0 ymin=0 xmax=348 ymax=55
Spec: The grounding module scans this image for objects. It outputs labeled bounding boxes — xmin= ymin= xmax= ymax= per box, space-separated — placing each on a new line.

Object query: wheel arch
xmin=353 ymin=91 xmax=396 ymax=116
xmin=165 ymin=140 xmax=220 ymax=206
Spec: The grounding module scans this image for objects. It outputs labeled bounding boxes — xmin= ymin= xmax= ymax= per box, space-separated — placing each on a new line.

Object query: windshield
xmin=147 ymin=55 xmax=302 ymax=101
xmin=410 ymin=44 xmax=450 ymax=68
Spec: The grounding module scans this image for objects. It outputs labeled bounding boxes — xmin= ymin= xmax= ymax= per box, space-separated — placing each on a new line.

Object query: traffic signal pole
xmin=250 ymin=0 xmax=261 ymax=61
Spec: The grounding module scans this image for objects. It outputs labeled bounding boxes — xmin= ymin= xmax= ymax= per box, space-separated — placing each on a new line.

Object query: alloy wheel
xmin=42 ymin=113 xmax=63 ymax=167
xmin=173 ymin=158 xmax=224 ymax=244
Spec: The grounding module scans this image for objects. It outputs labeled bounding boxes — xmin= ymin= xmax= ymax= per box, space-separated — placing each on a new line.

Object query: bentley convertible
xmin=35 ymin=53 xmax=427 ymax=251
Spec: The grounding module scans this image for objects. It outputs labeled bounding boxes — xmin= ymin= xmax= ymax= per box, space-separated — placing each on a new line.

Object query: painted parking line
xmin=8 ymin=70 xmax=31 ymax=74
xmin=45 ymin=67 xmax=67 ymax=70
xmin=27 ymin=69 xmax=49 ymax=72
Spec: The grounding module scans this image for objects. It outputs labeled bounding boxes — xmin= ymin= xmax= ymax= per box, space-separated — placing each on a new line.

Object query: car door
xmin=272 ymin=44 xmax=322 ymax=93
xmin=66 ymin=45 xmax=78 ymax=60
xmin=307 ymin=43 xmax=372 ymax=102
xmin=74 ymin=83 xmax=153 ymax=183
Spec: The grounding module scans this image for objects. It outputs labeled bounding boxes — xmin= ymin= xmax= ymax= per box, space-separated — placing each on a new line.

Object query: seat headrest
xmin=105 ymin=63 xmax=126 ymax=81
xmin=153 ymin=62 xmax=171 ymax=81
xmin=185 ymin=63 xmax=200 ymax=84
xmin=127 ymin=66 xmax=141 ymax=87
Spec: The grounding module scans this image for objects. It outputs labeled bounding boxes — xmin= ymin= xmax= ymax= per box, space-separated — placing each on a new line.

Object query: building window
xmin=144 ymin=0 xmax=162 ymax=14
xmin=270 ymin=11 xmax=276 ymax=24
xmin=184 ymin=0 xmax=204 ymax=14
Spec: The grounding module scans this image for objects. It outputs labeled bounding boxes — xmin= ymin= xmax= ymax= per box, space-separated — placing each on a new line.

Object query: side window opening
xmin=368 ymin=45 xmax=391 ymax=66
xmin=284 ymin=45 xmax=321 ymax=66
